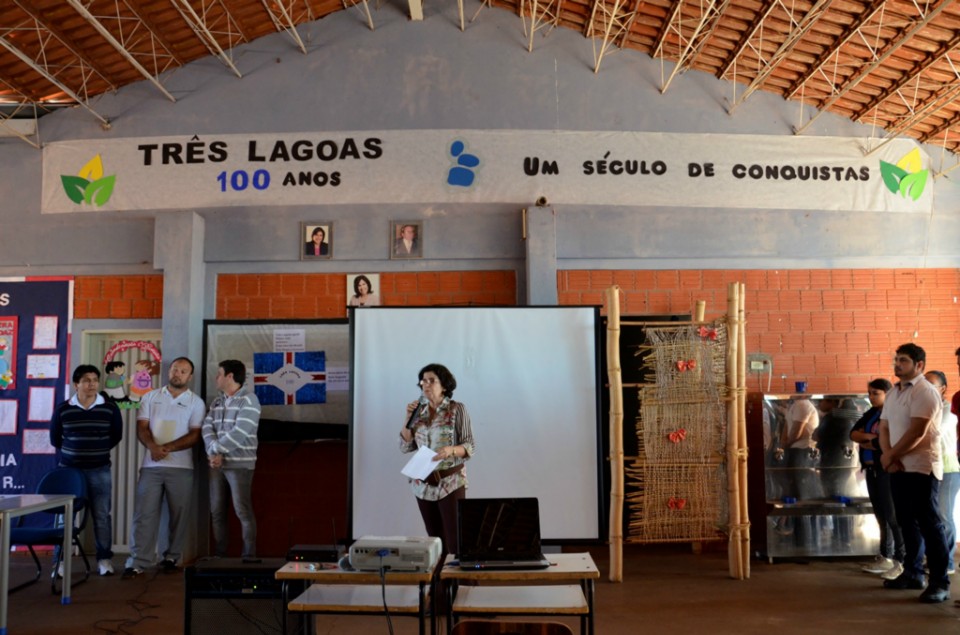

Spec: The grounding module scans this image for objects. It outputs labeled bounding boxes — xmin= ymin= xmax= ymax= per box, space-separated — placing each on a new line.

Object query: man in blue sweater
xmin=202 ymin=359 xmax=261 ymax=558
xmin=50 ymin=364 xmax=123 ymax=576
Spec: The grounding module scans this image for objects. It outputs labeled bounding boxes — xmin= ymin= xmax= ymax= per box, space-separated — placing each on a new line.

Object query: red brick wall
xmin=559 ymin=268 xmax=960 ymax=394
xmin=215 ymin=271 xmax=518 ymax=319
xmin=74 ymin=275 xmax=164 ymax=319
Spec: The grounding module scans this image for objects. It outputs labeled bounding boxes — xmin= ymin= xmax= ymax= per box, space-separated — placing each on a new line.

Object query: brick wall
xmin=215 ymin=271 xmax=518 ymax=319
xmin=559 ymin=268 xmax=960 ymax=394
xmin=74 ymin=275 xmax=164 ymax=319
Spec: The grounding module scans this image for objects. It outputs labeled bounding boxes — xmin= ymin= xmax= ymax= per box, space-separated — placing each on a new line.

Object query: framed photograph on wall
xmin=390 ymin=221 xmax=422 ymax=259
xmin=346 ymin=273 xmax=381 ymax=307
xmin=301 ymin=222 xmax=333 ymax=260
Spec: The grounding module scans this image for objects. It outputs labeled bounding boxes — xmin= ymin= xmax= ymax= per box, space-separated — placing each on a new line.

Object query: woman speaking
xmin=399 ymin=363 xmax=475 ymax=556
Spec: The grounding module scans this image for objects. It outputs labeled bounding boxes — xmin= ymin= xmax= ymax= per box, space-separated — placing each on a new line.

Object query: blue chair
xmin=9 ymin=467 xmax=91 ymax=594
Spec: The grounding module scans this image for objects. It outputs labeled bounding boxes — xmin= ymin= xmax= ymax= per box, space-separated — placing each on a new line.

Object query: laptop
xmin=457 ymin=497 xmax=551 ymax=570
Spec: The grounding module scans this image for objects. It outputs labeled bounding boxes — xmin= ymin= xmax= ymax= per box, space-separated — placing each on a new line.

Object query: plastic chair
xmin=9 ymin=467 xmax=91 ymax=594
xmin=450 ymin=621 xmax=574 ymax=635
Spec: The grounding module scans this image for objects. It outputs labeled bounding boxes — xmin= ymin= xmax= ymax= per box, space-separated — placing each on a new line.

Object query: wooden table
xmin=439 ymin=552 xmax=599 ymax=635
xmin=275 ymin=561 xmax=437 ymax=635
xmin=0 ymin=494 xmax=75 ymax=635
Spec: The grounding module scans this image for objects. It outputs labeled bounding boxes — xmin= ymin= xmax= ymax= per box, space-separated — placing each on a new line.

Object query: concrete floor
xmin=4 ymin=544 xmax=959 ymax=634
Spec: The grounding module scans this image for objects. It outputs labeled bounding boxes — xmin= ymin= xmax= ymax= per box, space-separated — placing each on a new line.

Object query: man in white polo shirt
xmin=122 ymin=357 xmax=206 ymax=579
xmin=879 ymin=343 xmax=951 ymax=603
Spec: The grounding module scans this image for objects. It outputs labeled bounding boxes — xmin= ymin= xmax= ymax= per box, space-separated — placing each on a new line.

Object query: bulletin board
xmin=0 ymin=278 xmax=72 ymax=495
xmin=202 ymin=319 xmax=350 ymax=440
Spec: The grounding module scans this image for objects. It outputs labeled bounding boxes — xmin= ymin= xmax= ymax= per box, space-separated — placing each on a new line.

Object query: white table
xmin=0 ymin=494 xmax=75 ymax=635
xmin=439 ymin=552 xmax=599 ymax=635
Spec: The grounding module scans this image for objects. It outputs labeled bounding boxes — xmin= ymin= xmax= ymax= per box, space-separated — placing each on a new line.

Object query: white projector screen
xmin=350 ymin=307 xmax=602 ymax=541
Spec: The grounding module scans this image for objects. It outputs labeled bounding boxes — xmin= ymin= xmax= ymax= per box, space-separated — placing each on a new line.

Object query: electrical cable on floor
xmin=378 ymin=551 xmax=395 ymax=635
xmin=92 ymin=569 xmax=161 ymax=634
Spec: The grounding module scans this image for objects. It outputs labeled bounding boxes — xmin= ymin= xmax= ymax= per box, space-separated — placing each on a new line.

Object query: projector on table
xmin=348 ymin=536 xmax=442 ymax=572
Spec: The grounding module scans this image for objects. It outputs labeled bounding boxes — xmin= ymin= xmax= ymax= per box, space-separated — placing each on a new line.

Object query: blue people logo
xmin=447 ymin=140 xmax=480 ymax=187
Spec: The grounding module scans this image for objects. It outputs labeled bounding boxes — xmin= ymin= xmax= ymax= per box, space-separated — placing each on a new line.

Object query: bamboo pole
xmin=737 ymin=282 xmax=751 ymax=578
xmin=605 ymin=286 xmax=624 ymax=583
xmin=725 ymin=282 xmax=743 ymax=579
xmin=694 ymin=300 xmax=706 ymax=322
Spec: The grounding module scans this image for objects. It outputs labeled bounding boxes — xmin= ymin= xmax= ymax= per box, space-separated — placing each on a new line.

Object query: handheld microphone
xmin=405 ymin=396 xmax=428 ymax=430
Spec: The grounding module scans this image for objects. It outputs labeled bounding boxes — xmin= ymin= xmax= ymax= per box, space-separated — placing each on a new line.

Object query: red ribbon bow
xmin=675 ymin=359 xmax=697 ymax=372
xmin=668 ymin=497 xmax=687 ymax=510
xmin=667 ymin=428 xmax=687 ymax=443
xmin=698 ymin=326 xmax=718 ymax=340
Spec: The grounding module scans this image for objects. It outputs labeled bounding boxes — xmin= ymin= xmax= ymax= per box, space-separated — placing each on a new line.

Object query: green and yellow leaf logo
xmin=879 ymin=148 xmax=927 ymax=202
xmin=60 ymin=155 xmax=116 ymax=206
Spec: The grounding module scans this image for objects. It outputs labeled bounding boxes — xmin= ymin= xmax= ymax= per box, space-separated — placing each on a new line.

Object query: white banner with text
xmin=41 ymin=130 xmax=932 ymax=213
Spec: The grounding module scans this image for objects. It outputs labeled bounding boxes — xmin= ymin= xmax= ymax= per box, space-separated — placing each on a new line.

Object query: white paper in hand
xmin=401 ymin=445 xmax=439 ymax=481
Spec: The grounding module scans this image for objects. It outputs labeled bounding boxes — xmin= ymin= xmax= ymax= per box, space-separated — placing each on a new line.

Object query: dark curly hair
xmin=417 ymin=363 xmax=457 ymax=398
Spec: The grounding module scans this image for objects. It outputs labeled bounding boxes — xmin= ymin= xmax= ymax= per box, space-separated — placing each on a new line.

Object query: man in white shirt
xmin=122 ymin=357 xmax=206 ymax=579
xmin=879 ymin=343 xmax=950 ymax=603
xmin=925 ymin=370 xmax=959 ymax=575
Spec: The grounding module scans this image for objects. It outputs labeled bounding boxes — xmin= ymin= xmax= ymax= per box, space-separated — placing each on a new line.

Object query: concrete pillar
xmin=153 ymin=211 xmax=208 ymax=560
xmin=524 ymin=205 xmax=558 ymax=305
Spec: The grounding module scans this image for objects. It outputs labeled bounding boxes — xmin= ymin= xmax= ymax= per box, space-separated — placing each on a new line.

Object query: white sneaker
xmin=880 ymin=561 xmax=905 ymax=580
xmin=861 ymin=556 xmax=895 ymax=574
xmin=98 ymin=559 xmax=115 ymax=576
xmin=56 ymin=562 xmax=64 ymax=579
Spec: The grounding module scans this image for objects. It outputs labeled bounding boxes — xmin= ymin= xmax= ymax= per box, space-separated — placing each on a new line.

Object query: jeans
xmin=940 ymin=472 xmax=960 ymax=570
xmin=55 ymin=464 xmax=114 ymax=564
xmin=890 ymin=471 xmax=950 ymax=588
xmin=209 ymin=468 xmax=256 ymax=557
xmin=866 ymin=466 xmax=905 ymax=561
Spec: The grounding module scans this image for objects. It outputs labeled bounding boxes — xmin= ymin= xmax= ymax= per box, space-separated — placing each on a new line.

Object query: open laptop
xmin=457 ymin=497 xmax=551 ymax=570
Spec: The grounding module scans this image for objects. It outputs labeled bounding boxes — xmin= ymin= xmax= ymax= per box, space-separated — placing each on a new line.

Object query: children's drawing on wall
xmin=128 ymin=359 xmax=159 ymax=403
xmin=103 ymin=361 xmax=128 ymax=402
xmin=101 ymin=339 xmax=161 ymax=410
xmin=0 ymin=317 xmax=18 ymax=390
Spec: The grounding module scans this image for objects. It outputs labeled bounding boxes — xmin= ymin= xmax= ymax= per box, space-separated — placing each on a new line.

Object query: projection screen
xmin=350 ymin=307 xmax=602 ymax=541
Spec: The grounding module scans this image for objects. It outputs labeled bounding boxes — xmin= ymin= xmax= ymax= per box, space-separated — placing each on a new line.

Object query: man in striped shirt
xmin=201 ymin=359 xmax=261 ymax=558
xmin=49 ymin=364 xmax=123 ymax=576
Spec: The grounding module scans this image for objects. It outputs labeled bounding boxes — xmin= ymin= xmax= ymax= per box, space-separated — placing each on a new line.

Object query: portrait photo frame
xmin=346 ymin=273 xmax=382 ymax=308
xmin=301 ymin=222 xmax=334 ymax=260
xmin=389 ymin=220 xmax=423 ymax=259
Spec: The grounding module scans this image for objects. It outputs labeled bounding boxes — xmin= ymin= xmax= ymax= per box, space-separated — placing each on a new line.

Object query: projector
xmin=348 ymin=536 xmax=442 ymax=572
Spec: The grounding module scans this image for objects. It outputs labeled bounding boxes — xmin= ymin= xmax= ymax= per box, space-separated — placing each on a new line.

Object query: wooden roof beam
xmin=727 ymin=0 xmax=831 ymax=113
xmin=717 ymin=0 xmax=780 ymax=79
xmin=855 ymin=33 xmax=960 ymax=123
xmin=795 ymin=0 xmax=953 ymax=135
xmin=785 ymin=0 xmax=886 ymax=100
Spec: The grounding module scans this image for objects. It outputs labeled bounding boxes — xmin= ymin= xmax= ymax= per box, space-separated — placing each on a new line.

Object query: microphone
xmin=405 ymin=396 xmax=428 ymax=430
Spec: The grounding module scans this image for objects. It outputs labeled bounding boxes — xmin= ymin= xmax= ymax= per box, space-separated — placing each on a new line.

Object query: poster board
xmin=203 ymin=320 xmax=350 ymax=438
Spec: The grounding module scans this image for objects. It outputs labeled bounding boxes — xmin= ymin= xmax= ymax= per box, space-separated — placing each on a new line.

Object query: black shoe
xmin=121 ymin=567 xmax=143 ymax=580
xmin=919 ymin=586 xmax=950 ymax=603
xmin=883 ymin=572 xmax=926 ymax=590
xmin=159 ymin=559 xmax=178 ymax=574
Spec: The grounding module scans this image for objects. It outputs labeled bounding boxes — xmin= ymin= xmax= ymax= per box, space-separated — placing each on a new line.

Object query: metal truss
xmin=171 ymin=0 xmax=248 ymax=78
xmin=723 ymin=0 xmax=831 ymax=114
xmin=65 ymin=0 xmax=178 ymax=102
xmin=0 ymin=32 xmax=111 ymax=127
xmin=793 ymin=0 xmax=953 ymax=135
xmin=520 ymin=0 xmax=563 ymax=53
xmin=342 ymin=0 xmax=375 ymax=31
xmin=0 ymin=85 xmax=40 ymax=148
xmin=652 ymin=0 xmax=727 ymax=94
xmin=585 ymin=0 xmax=637 ymax=72
xmin=259 ymin=0 xmax=311 ymax=53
